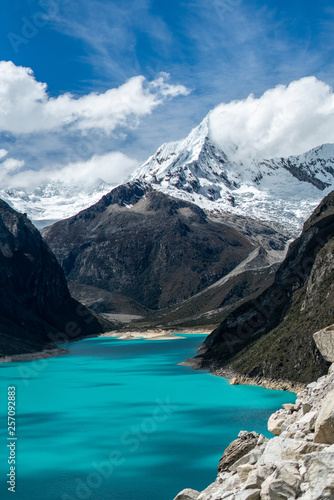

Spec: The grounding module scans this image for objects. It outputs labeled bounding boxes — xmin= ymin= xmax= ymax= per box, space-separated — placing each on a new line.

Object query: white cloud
xmin=0 ymin=61 xmax=189 ymax=135
xmin=0 ymin=149 xmax=8 ymax=159
xmin=50 ymin=152 xmax=139 ymax=185
xmin=0 ymin=151 xmax=139 ymax=190
xmin=209 ymin=76 xmax=334 ymax=160
xmin=2 ymin=158 xmax=25 ymax=172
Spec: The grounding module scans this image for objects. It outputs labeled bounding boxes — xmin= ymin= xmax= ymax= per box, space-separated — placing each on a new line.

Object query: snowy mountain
xmin=2 ymin=116 xmax=334 ymax=233
xmin=0 ymin=179 xmax=113 ymax=228
xmin=131 ymin=117 xmax=334 ymax=234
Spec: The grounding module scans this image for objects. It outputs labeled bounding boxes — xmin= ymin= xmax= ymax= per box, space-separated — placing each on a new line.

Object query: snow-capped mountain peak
xmin=1 ymin=116 xmax=334 ymax=233
xmin=133 ymin=117 xmax=238 ymax=201
xmin=131 ymin=116 xmax=334 ymax=234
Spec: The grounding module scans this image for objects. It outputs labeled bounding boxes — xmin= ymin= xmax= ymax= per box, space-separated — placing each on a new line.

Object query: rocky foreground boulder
xmin=174 ymin=328 xmax=334 ymax=500
xmin=313 ymin=325 xmax=334 ymax=363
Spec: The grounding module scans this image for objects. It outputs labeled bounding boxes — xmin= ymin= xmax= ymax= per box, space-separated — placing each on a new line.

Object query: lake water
xmin=0 ymin=335 xmax=296 ymax=500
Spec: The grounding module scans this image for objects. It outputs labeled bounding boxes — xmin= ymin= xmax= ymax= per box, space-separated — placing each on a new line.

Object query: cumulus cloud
xmin=2 ymin=158 xmax=25 ymax=173
xmin=0 ymin=61 xmax=189 ymax=135
xmin=209 ymin=77 xmax=334 ymax=160
xmin=0 ymin=151 xmax=139 ymax=190
xmin=49 ymin=152 xmax=139 ymax=186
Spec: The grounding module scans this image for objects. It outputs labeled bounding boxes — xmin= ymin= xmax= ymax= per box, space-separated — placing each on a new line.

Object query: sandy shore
xmin=99 ymin=328 xmax=212 ymax=341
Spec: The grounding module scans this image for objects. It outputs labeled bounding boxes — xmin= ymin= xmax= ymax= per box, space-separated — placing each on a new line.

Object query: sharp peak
xmin=186 ymin=114 xmax=210 ymax=139
xmin=184 ymin=114 xmax=240 ymax=157
xmin=153 ymin=115 xmax=211 ymax=153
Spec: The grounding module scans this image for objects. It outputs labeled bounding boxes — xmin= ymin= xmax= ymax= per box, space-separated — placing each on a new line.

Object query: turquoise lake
xmin=0 ymin=335 xmax=296 ymax=500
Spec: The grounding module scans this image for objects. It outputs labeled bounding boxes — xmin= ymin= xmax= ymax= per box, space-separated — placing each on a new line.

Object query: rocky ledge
xmin=228 ymin=374 xmax=304 ymax=394
xmin=174 ymin=327 xmax=334 ymax=500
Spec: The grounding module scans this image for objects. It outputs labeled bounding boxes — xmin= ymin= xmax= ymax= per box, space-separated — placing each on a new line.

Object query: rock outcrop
xmin=0 ymin=199 xmax=111 ymax=358
xmin=218 ymin=432 xmax=261 ymax=473
xmin=313 ymin=325 xmax=334 ymax=363
xmin=314 ymin=390 xmax=334 ymax=445
xmin=174 ymin=489 xmax=200 ymax=500
xmin=174 ymin=357 xmax=334 ymax=499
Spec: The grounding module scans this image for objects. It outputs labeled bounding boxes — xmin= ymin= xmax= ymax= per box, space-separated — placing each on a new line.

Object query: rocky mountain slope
xmin=132 ymin=117 xmax=334 ymax=234
xmin=137 ymin=213 xmax=290 ymax=328
xmin=186 ymin=191 xmax=334 ymax=387
xmin=174 ymin=328 xmax=334 ymax=500
xmin=68 ymin=282 xmax=150 ymax=317
xmin=135 ymin=250 xmax=279 ymax=329
xmin=0 ymin=199 xmax=111 ymax=359
xmin=42 ymin=181 xmax=266 ymax=310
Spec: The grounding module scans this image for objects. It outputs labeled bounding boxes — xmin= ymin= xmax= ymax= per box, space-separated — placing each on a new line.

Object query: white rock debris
xmin=174 ymin=327 xmax=334 ymax=500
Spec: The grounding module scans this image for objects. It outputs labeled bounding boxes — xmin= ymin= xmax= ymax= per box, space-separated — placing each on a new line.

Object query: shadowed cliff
xmin=0 ymin=199 xmax=112 ymax=357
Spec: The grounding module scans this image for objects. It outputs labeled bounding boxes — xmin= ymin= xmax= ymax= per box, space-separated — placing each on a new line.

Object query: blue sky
xmin=1 ymin=0 xmax=334 ymax=189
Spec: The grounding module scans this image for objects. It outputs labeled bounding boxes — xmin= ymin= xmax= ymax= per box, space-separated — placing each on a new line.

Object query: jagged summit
xmin=132 ymin=116 xmax=334 ymax=234
xmin=132 ymin=116 xmax=238 ymax=201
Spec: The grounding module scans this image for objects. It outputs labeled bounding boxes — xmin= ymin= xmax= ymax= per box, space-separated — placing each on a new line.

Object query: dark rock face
xmin=0 ymin=200 xmax=110 ymax=357
xmin=0 ymin=200 xmax=70 ymax=316
xmin=42 ymin=182 xmax=255 ymax=310
xmin=68 ymin=282 xmax=150 ymax=316
xmin=195 ymin=191 xmax=334 ymax=385
xmin=280 ymin=159 xmax=329 ymax=190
